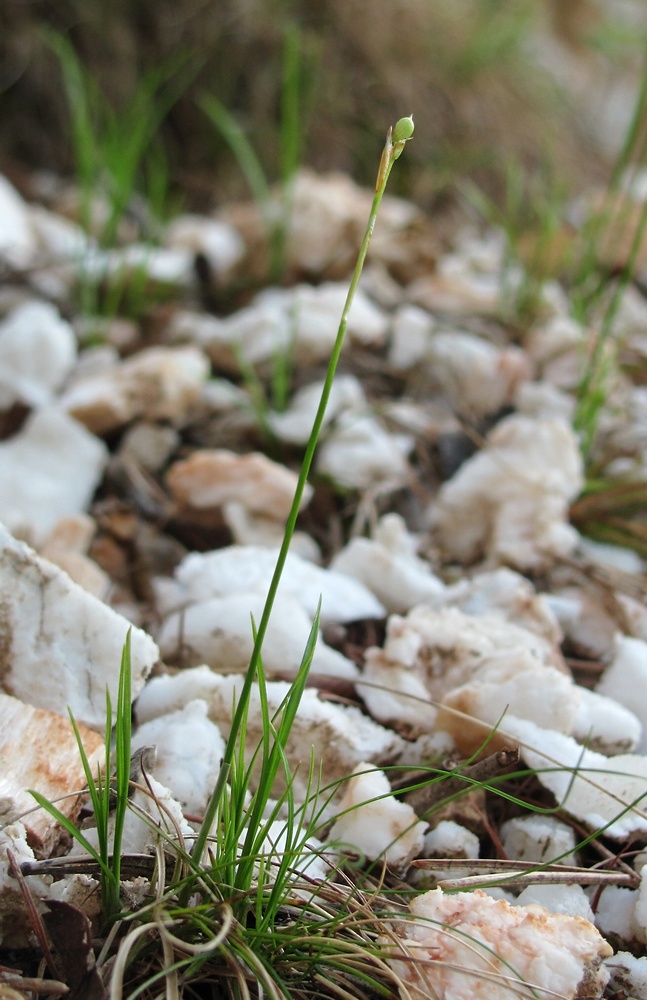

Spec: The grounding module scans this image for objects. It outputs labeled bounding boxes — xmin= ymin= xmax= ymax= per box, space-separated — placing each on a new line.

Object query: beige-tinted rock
xmin=0 ymin=523 xmax=159 ymax=729
xmin=166 ymin=449 xmax=309 ymax=521
xmin=0 ymin=301 xmax=77 ymax=409
xmin=0 ymin=693 xmax=103 ymax=853
xmin=39 ymin=515 xmax=110 ymax=599
xmin=329 ymin=764 xmax=427 ymax=870
xmin=385 ymin=888 xmax=611 ymax=1000
xmin=120 ymin=422 xmax=180 ymax=473
xmin=431 ymin=414 xmax=583 ymax=571
xmin=61 ymin=345 xmax=210 ymax=434
xmin=0 ymin=407 xmax=108 ymax=546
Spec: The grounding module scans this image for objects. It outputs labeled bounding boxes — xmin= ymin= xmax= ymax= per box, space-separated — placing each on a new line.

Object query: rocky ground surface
xmin=1 ymin=160 xmax=647 ymax=998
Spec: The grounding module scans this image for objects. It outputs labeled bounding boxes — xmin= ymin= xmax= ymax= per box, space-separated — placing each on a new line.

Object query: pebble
xmin=0 ymin=301 xmax=77 ymax=409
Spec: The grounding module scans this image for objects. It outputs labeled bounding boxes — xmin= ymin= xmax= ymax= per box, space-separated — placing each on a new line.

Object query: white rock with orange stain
xmin=384 ymin=888 xmax=611 ymax=1000
xmin=329 ymin=764 xmax=426 ymax=870
xmin=0 ymin=407 xmax=108 ymax=545
xmin=166 ymin=448 xmax=310 ymax=521
xmin=0 ymin=523 xmax=158 ymax=729
xmin=330 ymin=513 xmax=445 ymax=613
xmin=0 ymin=301 xmax=77 ymax=409
xmin=430 ymin=414 xmax=583 ymax=571
xmin=61 ymin=345 xmax=210 ymax=434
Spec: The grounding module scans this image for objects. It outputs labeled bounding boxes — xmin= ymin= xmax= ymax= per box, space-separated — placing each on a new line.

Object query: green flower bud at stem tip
xmin=393 ymin=115 xmax=414 ymax=144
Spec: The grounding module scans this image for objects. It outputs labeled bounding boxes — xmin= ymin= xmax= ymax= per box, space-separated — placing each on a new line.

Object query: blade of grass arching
xmin=191 ymin=116 xmax=414 ymax=885
xmin=27 ymin=791 xmax=110 ymax=879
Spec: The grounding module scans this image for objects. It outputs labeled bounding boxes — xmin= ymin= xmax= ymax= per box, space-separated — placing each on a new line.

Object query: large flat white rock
xmin=0 ymin=524 xmax=159 ymax=729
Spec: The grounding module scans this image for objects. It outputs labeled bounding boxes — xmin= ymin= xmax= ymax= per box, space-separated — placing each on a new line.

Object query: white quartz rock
xmin=0 ymin=301 xmax=77 ymax=409
xmin=83 ymin=243 xmax=195 ymax=287
xmin=633 ymin=864 xmax=647 ymax=944
xmin=165 ymin=214 xmax=245 ymax=281
xmin=503 ymin=716 xmax=647 ymax=840
xmin=605 ymin=951 xmax=647 ymax=997
xmin=267 ymin=375 xmax=365 ymax=445
xmin=595 ymin=887 xmax=637 ymax=944
xmin=135 ymin=668 xmax=404 ymax=801
xmin=571 ymin=685 xmax=641 ymax=754
xmin=515 ymin=884 xmax=594 ymax=922
xmin=391 ymin=322 xmax=531 ymax=419
xmin=501 ymin=815 xmax=577 ymax=867
xmin=61 ymin=345 xmax=210 ymax=434
xmin=0 ymin=523 xmax=158 ymax=729
xmin=0 ymin=823 xmax=51 ymax=948
xmin=329 ymin=764 xmax=426 ymax=869
xmin=0 ymin=407 xmax=108 ymax=545
xmin=317 ymin=411 xmax=412 ymax=491
xmin=0 ymin=174 xmax=35 ymax=266
xmin=423 ymin=820 xmax=479 ymax=860
xmin=330 ymin=513 xmax=444 ymax=614
xmin=166 ymin=448 xmax=311 ymax=520
xmin=597 ymin=635 xmax=647 ymax=753
xmin=431 ymin=414 xmax=583 ymax=571
xmin=132 ymin=699 xmax=225 ymax=816
xmin=359 ymin=606 xmax=567 ymax=739
xmin=157 ymin=591 xmax=358 ymax=680
xmin=181 ymin=282 xmax=387 ymax=371
xmin=384 ymin=887 xmax=611 ymax=1000
xmin=155 ymin=544 xmax=385 ymax=625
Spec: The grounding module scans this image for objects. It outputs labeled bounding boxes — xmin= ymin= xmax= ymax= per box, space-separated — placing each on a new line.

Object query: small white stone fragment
xmin=0 ymin=523 xmax=159 ymax=729
xmin=501 ymin=815 xmax=577 ymax=867
xmin=84 ymin=243 xmax=195 ymax=287
xmin=267 ymin=375 xmax=365 ymax=445
xmin=0 ymin=407 xmax=108 ymax=545
xmin=0 ymin=174 xmax=35 ymax=266
xmin=166 ymin=448 xmax=310 ymax=520
xmin=384 ymin=887 xmax=611 ymax=999
xmin=571 ymin=685 xmax=641 ymax=754
xmin=157 ymin=591 xmax=358 ymax=680
xmin=597 ymin=635 xmax=647 ymax=753
xmin=431 ymin=414 xmax=583 ymax=570
xmin=120 ymin=422 xmax=179 ymax=473
xmin=61 ymin=345 xmax=210 ymax=434
xmin=423 ymin=820 xmax=479 ymax=860
xmin=331 ymin=514 xmax=445 ymax=614
xmin=605 ymin=951 xmax=647 ymax=997
xmin=0 ymin=822 xmax=51 ymax=948
xmin=155 ymin=544 xmax=385 ymax=625
xmin=595 ymin=887 xmax=637 ymax=944
xmin=0 ymin=301 xmax=77 ymax=409
xmin=317 ymin=412 xmax=412 ymax=491
xmin=132 ymin=699 xmax=225 ymax=816
xmin=165 ymin=214 xmax=245 ymax=281
xmin=503 ymin=716 xmax=647 ymax=840
xmin=329 ymin=764 xmax=426 ymax=869
xmin=633 ymin=864 xmax=647 ymax=944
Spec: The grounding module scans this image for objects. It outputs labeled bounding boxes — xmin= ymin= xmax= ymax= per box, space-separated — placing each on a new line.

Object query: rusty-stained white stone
xmin=0 ymin=174 xmax=35 ymax=267
xmin=61 ymin=345 xmax=210 ymax=434
xmin=157 ymin=591 xmax=358 ymax=680
xmin=0 ymin=523 xmax=158 ymax=729
xmin=165 ymin=214 xmax=245 ymax=281
xmin=135 ymin=667 xmax=404 ymax=802
xmin=0 ymin=407 xmax=108 ymax=545
xmin=330 ymin=513 xmax=445 ymax=613
xmin=329 ymin=764 xmax=426 ymax=869
xmin=166 ymin=448 xmax=310 ymax=520
xmin=154 ymin=544 xmax=385 ymax=626
xmin=0 ymin=693 xmax=104 ymax=853
xmin=384 ymin=887 xmax=611 ymax=1000
xmin=0 ymin=301 xmax=77 ymax=409
xmin=431 ymin=414 xmax=583 ymax=571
